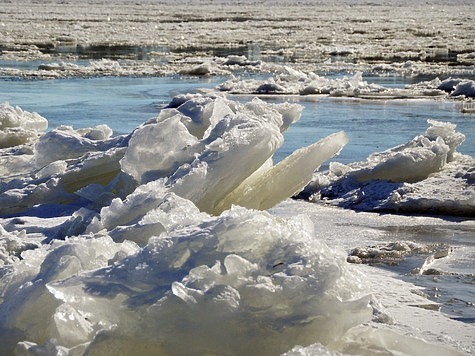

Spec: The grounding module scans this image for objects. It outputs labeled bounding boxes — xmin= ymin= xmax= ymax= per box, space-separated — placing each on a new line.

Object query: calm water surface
xmin=1 ymin=75 xmax=474 ymax=164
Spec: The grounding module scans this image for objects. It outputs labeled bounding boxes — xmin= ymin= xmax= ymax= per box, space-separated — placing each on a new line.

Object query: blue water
xmin=1 ymin=76 xmax=220 ymax=135
xmin=1 ymin=75 xmax=474 ymax=165
xmin=277 ymin=96 xmax=475 ymax=165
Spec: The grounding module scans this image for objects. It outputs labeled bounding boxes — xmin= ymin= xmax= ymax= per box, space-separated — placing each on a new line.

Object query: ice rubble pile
xmin=1 ymin=206 xmax=376 ymax=355
xmin=409 ymin=77 xmax=475 ymax=98
xmin=0 ymin=201 xmax=455 ymax=355
xmin=0 ymin=103 xmax=48 ymax=149
xmin=0 ymin=96 xmax=362 ymax=354
xmin=0 ymin=95 xmax=466 ymax=354
xmin=299 ymin=120 xmax=475 ymax=216
xmin=4 ymin=201 xmax=457 ymax=355
xmin=217 ymin=67 xmax=384 ymax=96
xmin=0 ymin=94 xmax=349 ymax=218
xmin=217 ymin=67 xmax=475 ymax=99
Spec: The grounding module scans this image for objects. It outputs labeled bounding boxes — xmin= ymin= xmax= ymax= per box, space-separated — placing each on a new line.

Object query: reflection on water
xmin=410 ymin=273 xmax=475 ymax=323
xmin=75 ymin=43 xmax=169 ymax=60
xmin=380 ymin=224 xmax=475 ymax=246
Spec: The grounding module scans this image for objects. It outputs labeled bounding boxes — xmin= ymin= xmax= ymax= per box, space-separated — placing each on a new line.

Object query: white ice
xmin=0 ymin=102 xmax=48 ymax=154
xmin=300 ymin=119 xmax=475 ymax=216
xmin=4 ymin=203 xmax=468 ymax=355
xmin=217 ymin=69 xmax=386 ymax=96
xmin=121 ymin=95 xmax=309 ymax=214
xmin=0 ymin=94 xmax=473 ymax=355
xmin=1 ymin=2 xmax=475 ymax=354
xmin=216 ymin=68 xmax=471 ymax=100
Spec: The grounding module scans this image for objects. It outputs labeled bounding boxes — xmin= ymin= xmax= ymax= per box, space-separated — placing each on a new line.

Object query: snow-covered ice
xmin=0 ymin=103 xmax=48 ymax=149
xmin=298 ymin=119 xmax=475 ymax=217
xmin=217 ymin=68 xmax=475 ymax=100
xmin=1 ymin=0 xmax=475 ymax=79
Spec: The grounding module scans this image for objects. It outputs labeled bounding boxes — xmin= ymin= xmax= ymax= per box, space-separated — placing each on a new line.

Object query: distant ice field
xmin=1 ymin=74 xmax=474 ymax=165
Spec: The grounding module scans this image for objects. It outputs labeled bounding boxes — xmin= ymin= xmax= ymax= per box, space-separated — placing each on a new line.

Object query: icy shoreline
xmin=1 ymin=1 xmax=475 ymax=354
xmin=272 ymin=199 xmax=475 ymax=354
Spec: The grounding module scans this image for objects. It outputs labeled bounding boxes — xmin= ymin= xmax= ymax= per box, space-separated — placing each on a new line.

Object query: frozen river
xmin=1 ymin=0 xmax=474 ymax=354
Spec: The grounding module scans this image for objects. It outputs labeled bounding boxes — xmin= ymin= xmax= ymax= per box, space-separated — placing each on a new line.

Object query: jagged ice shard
xmin=119 ymin=94 xmax=340 ymax=215
xmin=215 ymin=131 xmax=348 ymax=214
xmin=300 ymin=119 xmax=474 ymax=216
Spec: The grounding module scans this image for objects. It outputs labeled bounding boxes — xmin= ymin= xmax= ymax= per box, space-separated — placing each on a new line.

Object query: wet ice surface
xmin=1 ymin=0 xmax=475 ymax=355
xmin=271 ymin=200 xmax=475 ymax=348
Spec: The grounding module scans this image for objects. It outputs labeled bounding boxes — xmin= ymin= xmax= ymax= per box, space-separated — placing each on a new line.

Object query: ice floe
xmin=298 ymin=119 xmax=475 ymax=216
xmin=408 ymin=77 xmax=475 ymax=98
xmin=217 ymin=68 xmax=387 ymax=96
xmin=216 ymin=67 xmax=475 ymax=101
xmin=0 ymin=103 xmax=48 ymax=149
